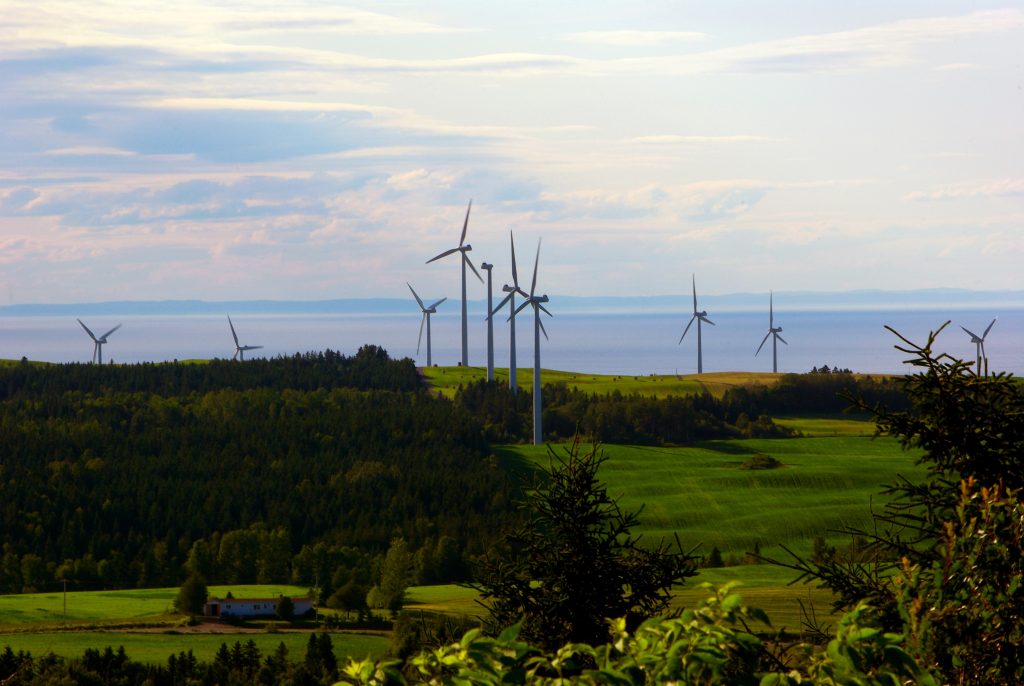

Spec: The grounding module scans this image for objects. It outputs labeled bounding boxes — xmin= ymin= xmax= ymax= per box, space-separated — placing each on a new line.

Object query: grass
xmin=774 ymin=416 xmax=876 ymax=437
xmin=0 ymin=585 xmax=309 ymax=628
xmin=0 ymin=630 xmax=387 ymax=664
xmin=496 ymin=436 xmax=923 ymax=561
xmin=421 ymin=366 xmax=781 ymax=399
xmin=404 ymin=566 xmax=834 ymax=634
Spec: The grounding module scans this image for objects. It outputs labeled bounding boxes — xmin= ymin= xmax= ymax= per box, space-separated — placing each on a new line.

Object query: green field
xmin=405 ymin=566 xmax=835 ymax=634
xmin=0 ymin=585 xmax=309 ymax=628
xmin=0 ymin=630 xmax=386 ymax=664
xmin=497 ymin=436 xmax=922 ymax=560
xmin=421 ymin=366 xmax=780 ymax=398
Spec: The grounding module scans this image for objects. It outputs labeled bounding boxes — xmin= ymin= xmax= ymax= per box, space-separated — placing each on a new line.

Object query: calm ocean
xmin=1 ymin=309 xmax=1021 ymax=377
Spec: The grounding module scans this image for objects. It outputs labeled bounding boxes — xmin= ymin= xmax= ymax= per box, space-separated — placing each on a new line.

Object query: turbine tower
xmin=77 ymin=319 xmax=121 ymax=364
xmin=408 ymin=282 xmax=447 ymax=368
xmin=961 ymin=317 xmax=997 ymax=375
xmin=426 ymin=200 xmax=483 ymax=367
xmin=227 ymin=315 xmax=263 ymax=361
xmin=490 ymin=231 xmax=528 ymax=393
xmin=678 ymin=275 xmax=715 ymax=374
xmin=512 ymin=239 xmax=552 ymax=445
xmin=755 ymin=291 xmax=788 ymax=373
xmin=481 ymin=262 xmax=495 ymax=381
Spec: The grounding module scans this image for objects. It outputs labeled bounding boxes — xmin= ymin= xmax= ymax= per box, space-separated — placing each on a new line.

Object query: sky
xmin=1 ymin=1 xmax=1022 ymax=305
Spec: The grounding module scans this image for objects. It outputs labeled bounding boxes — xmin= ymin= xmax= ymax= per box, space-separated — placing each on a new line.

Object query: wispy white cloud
xmin=629 ymin=135 xmax=782 ymax=145
xmin=906 ymin=179 xmax=1024 ymax=201
xmin=564 ymin=30 xmax=708 ymax=46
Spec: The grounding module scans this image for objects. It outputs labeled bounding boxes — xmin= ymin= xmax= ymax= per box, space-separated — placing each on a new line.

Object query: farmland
xmin=496 ymin=435 xmax=922 ymax=560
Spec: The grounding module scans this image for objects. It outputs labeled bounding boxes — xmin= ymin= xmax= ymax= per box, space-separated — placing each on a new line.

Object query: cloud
xmin=564 ymin=30 xmax=708 ymax=46
xmin=629 ymin=135 xmax=781 ymax=145
xmin=906 ymin=179 xmax=1024 ymax=201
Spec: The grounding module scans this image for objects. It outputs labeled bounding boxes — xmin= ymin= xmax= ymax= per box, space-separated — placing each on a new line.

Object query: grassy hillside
xmin=421 ymin=366 xmax=781 ymax=398
xmin=497 ymin=436 xmax=922 ymax=560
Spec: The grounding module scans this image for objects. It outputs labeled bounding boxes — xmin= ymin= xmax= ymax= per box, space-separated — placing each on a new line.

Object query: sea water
xmin=2 ymin=308 xmax=1021 ymax=377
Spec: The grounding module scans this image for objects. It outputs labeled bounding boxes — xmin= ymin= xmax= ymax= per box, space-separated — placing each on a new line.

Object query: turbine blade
xmin=100 ymin=323 xmax=122 ymax=339
xmin=678 ymin=315 xmax=696 ymax=344
xmin=490 ymin=292 xmax=513 ymax=317
xmin=428 ymin=297 xmax=447 ymax=310
xmin=983 ymin=317 xmax=997 ymax=338
xmin=530 ymin=239 xmax=540 ymax=297
xmin=426 ymin=247 xmax=460 ymax=263
xmin=961 ymin=325 xmax=980 ymax=339
xmin=513 ymin=299 xmax=531 ymax=317
xmin=232 ymin=349 xmax=239 ymax=361
xmin=538 ymin=303 xmax=553 ymax=318
xmin=77 ymin=319 xmax=98 ymax=341
xmin=538 ymin=315 xmax=549 ymax=341
xmin=755 ymin=331 xmax=771 ymax=356
xmin=417 ymin=314 xmax=425 ymax=354
xmin=459 ymin=200 xmax=472 ymax=246
xmin=247 ymin=346 xmax=264 ymax=351
xmin=509 ymin=231 xmax=519 ymax=286
xmin=769 ymin=291 xmax=774 ymax=328
xmin=702 ymin=315 xmax=716 ymax=326
xmin=464 ymin=254 xmax=484 ymax=283
xmin=227 ymin=315 xmax=240 ymax=346
xmin=407 ymin=282 xmax=425 ymax=310
xmin=776 ymin=333 xmax=788 ymax=345
xmin=691 ymin=275 xmax=697 ymax=314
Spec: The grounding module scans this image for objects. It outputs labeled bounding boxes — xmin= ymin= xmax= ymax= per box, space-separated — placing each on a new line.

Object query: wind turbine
xmin=678 ymin=275 xmax=714 ymax=374
xmin=77 ymin=319 xmax=121 ymax=364
xmin=481 ymin=262 xmax=495 ymax=382
xmin=490 ymin=231 xmax=528 ymax=393
xmin=426 ymin=200 xmax=483 ymax=367
xmin=227 ymin=315 xmax=263 ymax=361
xmin=961 ymin=317 xmax=997 ymax=375
xmin=755 ymin=291 xmax=788 ymax=373
xmin=407 ymin=282 xmax=447 ymax=368
xmin=512 ymin=239 xmax=552 ymax=445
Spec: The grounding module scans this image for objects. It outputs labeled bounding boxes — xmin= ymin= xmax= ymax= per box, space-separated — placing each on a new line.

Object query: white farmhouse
xmin=203 ymin=596 xmax=313 ymax=619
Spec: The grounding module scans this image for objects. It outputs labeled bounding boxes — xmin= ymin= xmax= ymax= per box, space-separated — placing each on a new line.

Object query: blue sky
xmin=1 ymin=1 xmax=1021 ymax=304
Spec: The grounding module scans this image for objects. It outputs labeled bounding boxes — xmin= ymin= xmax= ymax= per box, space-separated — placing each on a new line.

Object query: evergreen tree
xmin=473 ymin=434 xmax=698 ymax=649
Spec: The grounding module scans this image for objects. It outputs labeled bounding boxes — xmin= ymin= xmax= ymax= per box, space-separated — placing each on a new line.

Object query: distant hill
xmin=1 ymin=288 xmax=1022 ymax=317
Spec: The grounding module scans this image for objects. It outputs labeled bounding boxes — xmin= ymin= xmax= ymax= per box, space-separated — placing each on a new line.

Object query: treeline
xmin=0 ymin=635 xmax=342 ymax=686
xmin=0 ymin=355 xmax=512 ymax=593
xmin=721 ymin=371 xmax=908 ymax=416
xmin=455 ymin=372 xmax=907 ymax=445
xmin=0 ymin=345 xmax=421 ymax=399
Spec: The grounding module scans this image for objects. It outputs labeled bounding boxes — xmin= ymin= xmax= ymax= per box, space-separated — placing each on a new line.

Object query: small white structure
xmin=203 ymin=596 xmax=313 ymax=619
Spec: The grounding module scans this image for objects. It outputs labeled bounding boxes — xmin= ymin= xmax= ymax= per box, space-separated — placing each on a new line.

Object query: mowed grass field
xmin=421 ymin=366 xmax=781 ymax=399
xmin=0 ymin=631 xmax=386 ymax=664
xmin=0 ymin=585 xmax=307 ymax=627
xmin=497 ymin=435 xmax=923 ymax=561
xmin=406 ymin=566 xmax=837 ymax=634
xmin=0 ymin=584 xmax=388 ymax=663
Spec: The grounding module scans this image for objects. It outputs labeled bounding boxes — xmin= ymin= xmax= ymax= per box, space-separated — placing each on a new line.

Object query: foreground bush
xmin=337 ymin=586 xmax=937 ymax=685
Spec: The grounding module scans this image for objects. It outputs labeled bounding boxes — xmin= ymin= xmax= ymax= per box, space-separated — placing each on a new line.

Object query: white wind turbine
xmin=490 ymin=231 xmax=528 ymax=393
xmin=228 ymin=315 xmax=263 ymax=361
xmin=512 ymin=239 xmax=552 ymax=445
xmin=678 ymin=275 xmax=715 ymax=374
xmin=408 ymin=282 xmax=447 ymax=368
xmin=77 ymin=319 xmax=121 ymax=364
xmin=961 ymin=317 xmax=997 ymax=375
xmin=755 ymin=291 xmax=788 ymax=373
xmin=481 ymin=262 xmax=495 ymax=382
xmin=426 ymin=200 xmax=483 ymax=367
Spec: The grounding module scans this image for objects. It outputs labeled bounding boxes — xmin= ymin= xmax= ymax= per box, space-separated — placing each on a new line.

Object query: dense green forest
xmin=0 ymin=348 xmax=509 ymax=594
